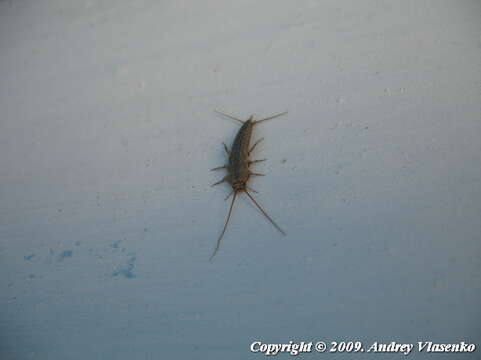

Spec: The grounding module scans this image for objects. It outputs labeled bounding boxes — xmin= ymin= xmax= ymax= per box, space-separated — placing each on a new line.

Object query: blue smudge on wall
xmin=111 ymin=256 xmax=137 ymax=279
xmin=57 ymin=250 xmax=73 ymax=262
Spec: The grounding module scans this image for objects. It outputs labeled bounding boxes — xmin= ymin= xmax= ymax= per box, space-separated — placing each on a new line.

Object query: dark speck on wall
xmin=110 ymin=240 xmax=122 ymax=249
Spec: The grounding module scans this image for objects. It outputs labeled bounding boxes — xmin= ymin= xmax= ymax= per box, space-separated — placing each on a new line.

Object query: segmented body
xmin=210 ymin=111 xmax=287 ymax=261
xmin=227 ymin=119 xmax=253 ymax=190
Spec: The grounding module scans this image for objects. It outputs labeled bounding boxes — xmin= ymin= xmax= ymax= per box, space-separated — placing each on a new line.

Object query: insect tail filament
xmin=209 ymin=191 xmax=238 ymax=261
xmin=244 ymin=190 xmax=286 ymax=236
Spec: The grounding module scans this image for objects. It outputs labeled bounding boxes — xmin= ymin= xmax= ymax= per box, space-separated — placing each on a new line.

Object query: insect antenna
xmin=210 ymin=191 xmax=238 ymax=261
xmin=214 ymin=110 xmax=245 ymax=124
xmin=254 ymin=111 xmax=288 ymax=124
xmin=244 ymin=190 xmax=286 ymax=236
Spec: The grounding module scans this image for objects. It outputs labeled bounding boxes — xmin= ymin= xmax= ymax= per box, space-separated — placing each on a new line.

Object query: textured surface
xmin=1 ymin=0 xmax=481 ymax=359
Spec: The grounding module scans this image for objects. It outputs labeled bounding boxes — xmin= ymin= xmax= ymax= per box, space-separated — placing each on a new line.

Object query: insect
xmin=210 ymin=110 xmax=288 ymax=260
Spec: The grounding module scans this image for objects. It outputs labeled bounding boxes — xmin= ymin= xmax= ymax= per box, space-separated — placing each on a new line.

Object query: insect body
xmin=210 ymin=110 xmax=287 ymax=260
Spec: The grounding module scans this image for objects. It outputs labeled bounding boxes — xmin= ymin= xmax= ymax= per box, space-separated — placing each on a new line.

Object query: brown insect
xmin=210 ymin=110 xmax=288 ymax=260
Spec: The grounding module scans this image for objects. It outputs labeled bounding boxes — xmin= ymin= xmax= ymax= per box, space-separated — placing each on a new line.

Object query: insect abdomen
xmin=228 ymin=121 xmax=253 ymax=181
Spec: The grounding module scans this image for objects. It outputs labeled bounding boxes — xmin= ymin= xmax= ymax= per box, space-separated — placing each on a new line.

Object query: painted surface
xmin=1 ymin=1 xmax=480 ymax=359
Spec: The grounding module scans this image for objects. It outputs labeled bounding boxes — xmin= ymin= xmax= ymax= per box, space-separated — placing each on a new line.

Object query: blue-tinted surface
xmin=1 ymin=1 xmax=480 ymax=359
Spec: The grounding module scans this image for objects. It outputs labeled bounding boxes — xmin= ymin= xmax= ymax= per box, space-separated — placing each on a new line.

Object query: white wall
xmin=1 ymin=0 xmax=480 ymax=359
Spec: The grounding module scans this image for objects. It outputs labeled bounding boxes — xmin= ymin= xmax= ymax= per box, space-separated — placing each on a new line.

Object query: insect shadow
xmin=210 ymin=110 xmax=287 ymax=261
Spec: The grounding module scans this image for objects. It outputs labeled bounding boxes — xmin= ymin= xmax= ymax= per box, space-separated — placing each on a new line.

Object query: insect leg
xmin=211 ymin=176 xmax=227 ymax=187
xmin=210 ymin=191 xmax=238 ymax=261
xmin=245 ymin=190 xmax=286 ymax=236
xmin=246 ymin=185 xmax=258 ymax=193
xmin=248 ymin=159 xmax=266 ymax=166
xmin=211 ymin=165 xmax=227 ymax=171
xmin=224 ymin=189 xmax=234 ymax=200
xmin=249 ymin=138 xmax=264 ymax=154
xmin=223 ymin=142 xmax=230 ymax=154
xmin=254 ymin=111 xmax=288 ymax=124
xmin=250 ymin=172 xmax=265 ymax=176
xmin=214 ymin=110 xmax=245 ymax=124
